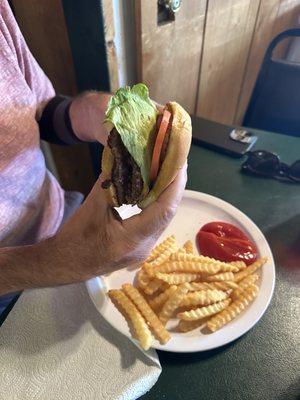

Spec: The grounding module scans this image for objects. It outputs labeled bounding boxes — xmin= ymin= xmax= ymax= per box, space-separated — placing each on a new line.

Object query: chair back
xmin=243 ymin=29 xmax=300 ymax=137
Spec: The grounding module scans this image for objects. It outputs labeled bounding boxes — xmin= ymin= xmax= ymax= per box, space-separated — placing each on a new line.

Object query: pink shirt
xmin=0 ymin=1 xmax=64 ymax=246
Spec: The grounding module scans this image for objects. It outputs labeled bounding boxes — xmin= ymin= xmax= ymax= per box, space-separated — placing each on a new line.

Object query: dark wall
xmin=61 ymin=0 xmax=110 ymax=175
xmin=61 ymin=0 xmax=110 ymax=92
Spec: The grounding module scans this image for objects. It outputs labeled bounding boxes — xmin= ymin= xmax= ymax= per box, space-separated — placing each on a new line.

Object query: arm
xmin=0 ymin=238 xmax=65 ymax=295
xmin=0 ymin=165 xmax=187 ymax=296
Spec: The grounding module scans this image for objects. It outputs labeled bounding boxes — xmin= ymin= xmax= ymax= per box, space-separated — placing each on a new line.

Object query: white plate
xmin=86 ymin=190 xmax=275 ymax=353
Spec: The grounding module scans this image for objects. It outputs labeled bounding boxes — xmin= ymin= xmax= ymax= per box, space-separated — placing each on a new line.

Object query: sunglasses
xmin=241 ymin=150 xmax=300 ymax=183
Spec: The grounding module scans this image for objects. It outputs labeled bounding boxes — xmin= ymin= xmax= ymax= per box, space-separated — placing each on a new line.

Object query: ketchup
xmin=196 ymin=222 xmax=258 ymax=266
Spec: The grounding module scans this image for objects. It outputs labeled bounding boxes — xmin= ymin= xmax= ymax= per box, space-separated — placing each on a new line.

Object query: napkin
xmin=0 ymin=283 xmax=161 ymax=400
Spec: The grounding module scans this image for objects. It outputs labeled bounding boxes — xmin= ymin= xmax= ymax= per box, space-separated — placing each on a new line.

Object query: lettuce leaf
xmin=105 ymin=83 xmax=158 ymax=187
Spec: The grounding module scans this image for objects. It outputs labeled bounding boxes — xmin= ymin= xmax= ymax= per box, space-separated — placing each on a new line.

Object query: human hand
xmin=69 ymin=91 xmax=111 ymax=145
xmin=53 ymin=163 xmax=187 ymax=283
xmin=69 ymin=93 xmax=167 ymax=146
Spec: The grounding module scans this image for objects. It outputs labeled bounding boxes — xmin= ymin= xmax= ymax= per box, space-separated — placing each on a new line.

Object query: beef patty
xmin=106 ymin=129 xmax=143 ymax=204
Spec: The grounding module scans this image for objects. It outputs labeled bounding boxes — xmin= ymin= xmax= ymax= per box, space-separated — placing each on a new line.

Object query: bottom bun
xmin=101 ymin=146 xmax=119 ymax=207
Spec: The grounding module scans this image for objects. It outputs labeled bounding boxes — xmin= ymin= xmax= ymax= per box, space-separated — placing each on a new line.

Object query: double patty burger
xmin=101 ymin=84 xmax=192 ymax=208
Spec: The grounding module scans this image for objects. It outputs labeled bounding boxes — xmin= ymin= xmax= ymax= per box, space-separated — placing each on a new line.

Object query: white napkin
xmin=0 ymin=283 xmax=161 ymax=400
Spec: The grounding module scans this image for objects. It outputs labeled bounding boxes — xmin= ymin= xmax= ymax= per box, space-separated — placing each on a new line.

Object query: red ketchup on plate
xmin=196 ymin=221 xmax=258 ymax=266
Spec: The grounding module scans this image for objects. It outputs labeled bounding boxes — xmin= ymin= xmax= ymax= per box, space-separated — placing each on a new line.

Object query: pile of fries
xmin=108 ymin=235 xmax=267 ymax=350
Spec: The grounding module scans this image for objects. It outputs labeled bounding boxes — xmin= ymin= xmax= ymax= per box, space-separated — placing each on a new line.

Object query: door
xmin=136 ymin=0 xmax=206 ymax=114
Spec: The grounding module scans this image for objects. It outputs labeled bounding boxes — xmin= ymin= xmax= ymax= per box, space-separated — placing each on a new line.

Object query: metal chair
xmin=243 ymin=29 xmax=300 ymax=137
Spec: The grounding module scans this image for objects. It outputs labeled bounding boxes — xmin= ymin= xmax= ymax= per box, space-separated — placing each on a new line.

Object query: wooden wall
xmin=136 ymin=0 xmax=300 ymax=126
xmin=136 ymin=0 xmax=207 ymax=114
xmin=102 ymin=0 xmax=120 ymax=92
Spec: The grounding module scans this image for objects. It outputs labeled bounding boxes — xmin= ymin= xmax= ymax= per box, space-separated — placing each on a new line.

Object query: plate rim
xmin=86 ymin=190 xmax=275 ymax=353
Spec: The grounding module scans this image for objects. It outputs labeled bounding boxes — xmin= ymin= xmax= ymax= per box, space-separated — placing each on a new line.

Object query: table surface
xmin=141 ymin=121 xmax=300 ymax=400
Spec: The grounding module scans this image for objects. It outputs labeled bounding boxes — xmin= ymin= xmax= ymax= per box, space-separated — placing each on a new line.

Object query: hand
xmin=69 ymin=91 xmax=111 ymax=145
xmin=69 ymin=93 xmax=166 ymax=146
xmin=53 ymin=164 xmax=187 ymax=283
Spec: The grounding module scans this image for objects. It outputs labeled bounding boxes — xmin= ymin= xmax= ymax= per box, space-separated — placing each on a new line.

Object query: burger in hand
xmin=101 ymin=83 xmax=192 ymax=208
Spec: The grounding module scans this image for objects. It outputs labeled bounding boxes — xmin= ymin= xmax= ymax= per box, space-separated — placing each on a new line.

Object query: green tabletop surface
xmin=141 ymin=120 xmax=300 ymax=400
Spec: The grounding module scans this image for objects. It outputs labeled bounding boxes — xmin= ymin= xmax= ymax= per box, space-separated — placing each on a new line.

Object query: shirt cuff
xmin=39 ymin=95 xmax=83 ymax=145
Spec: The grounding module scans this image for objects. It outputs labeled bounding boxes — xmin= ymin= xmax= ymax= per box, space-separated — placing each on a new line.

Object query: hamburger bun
xmin=101 ymin=101 xmax=191 ymax=208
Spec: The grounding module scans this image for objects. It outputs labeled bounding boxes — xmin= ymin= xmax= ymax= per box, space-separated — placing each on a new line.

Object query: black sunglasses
xmin=241 ymin=150 xmax=300 ymax=183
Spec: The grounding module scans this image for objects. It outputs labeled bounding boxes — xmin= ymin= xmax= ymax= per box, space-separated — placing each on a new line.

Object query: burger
xmin=101 ymin=83 xmax=192 ymax=208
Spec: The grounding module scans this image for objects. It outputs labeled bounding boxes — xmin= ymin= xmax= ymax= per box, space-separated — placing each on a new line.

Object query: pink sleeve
xmin=0 ymin=0 xmax=55 ymax=119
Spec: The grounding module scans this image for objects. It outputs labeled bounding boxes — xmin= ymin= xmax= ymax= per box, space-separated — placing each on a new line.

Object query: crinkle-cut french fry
xmin=184 ymin=281 xmax=238 ymax=291
xmin=149 ymin=286 xmax=178 ymax=311
xmin=146 ymin=235 xmax=176 ymax=263
xmin=152 ymin=261 xmax=221 ymax=276
xmin=218 ymin=264 xmax=239 ymax=273
xmin=183 ymin=240 xmax=194 ymax=254
xmin=145 ymin=240 xmax=178 ymax=271
xmin=207 ymin=284 xmax=259 ymax=332
xmin=144 ymin=278 xmax=168 ymax=295
xmin=231 ymin=274 xmax=259 ymax=299
xmin=178 ymin=248 xmax=187 ymax=254
xmin=238 ymin=274 xmax=259 ymax=289
xmin=159 ymin=284 xmax=189 ymax=325
xmin=145 ymin=235 xmax=176 ymax=263
xmin=180 ymin=289 xmax=228 ymax=307
xmin=169 ymin=252 xmax=197 ymax=262
xmin=168 ymin=248 xmax=186 ymax=258
xmin=230 ymin=260 xmax=247 ymax=270
xmin=143 ymin=244 xmax=179 ymax=277
xmin=178 ymin=298 xmax=232 ymax=321
xmin=122 ymin=284 xmax=171 ymax=344
xmin=108 ymin=290 xmax=153 ymax=350
xmin=169 ymin=253 xmax=237 ymax=271
xmin=178 ymin=318 xmax=206 ymax=332
xmin=209 ymin=281 xmax=239 ymax=291
xmin=156 ymin=272 xmax=202 ymax=285
xmin=137 ymin=268 xmax=152 ymax=290
xmin=184 ymin=282 xmax=216 ymax=291
xmin=234 ymin=257 xmax=268 ymax=282
xmin=205 ymin=272 xmax=235 ymax=282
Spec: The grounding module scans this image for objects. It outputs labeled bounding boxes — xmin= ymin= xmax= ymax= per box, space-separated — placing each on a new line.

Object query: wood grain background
xmin=136 ymin=0 xmax=207 ymax=114
xmin=136 ymin=0 xmax=300 ymax=125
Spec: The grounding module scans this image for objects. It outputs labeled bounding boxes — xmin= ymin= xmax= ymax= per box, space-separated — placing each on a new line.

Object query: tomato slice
xmin=150 ymin=109 xmax=171 ymax=182
xmin=156 ymin=113 xmax=163 ymax=129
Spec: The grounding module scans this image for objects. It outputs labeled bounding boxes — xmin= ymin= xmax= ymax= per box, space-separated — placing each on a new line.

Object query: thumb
xmin=80 ymin=174 xmax=111 ymax=218
xmin=124 ymin=163 xmax=187 ymax=237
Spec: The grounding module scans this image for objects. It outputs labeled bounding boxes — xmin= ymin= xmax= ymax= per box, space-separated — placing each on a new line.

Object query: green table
xmin=141 ymin=121 xmax=300 ymax=400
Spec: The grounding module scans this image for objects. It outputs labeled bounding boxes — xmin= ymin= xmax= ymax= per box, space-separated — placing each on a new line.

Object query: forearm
xmin=0 ymin=238 xmax=82 ymax=296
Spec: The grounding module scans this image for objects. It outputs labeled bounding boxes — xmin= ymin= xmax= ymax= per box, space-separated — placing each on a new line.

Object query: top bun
xmin=138 ymin=102 xmax=191 ymax=208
